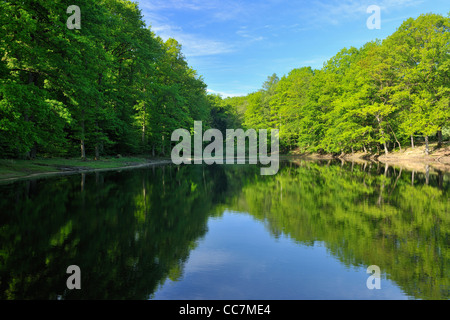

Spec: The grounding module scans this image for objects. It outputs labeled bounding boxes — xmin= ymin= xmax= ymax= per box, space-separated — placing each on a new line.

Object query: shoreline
xmin=1 ymin=146 xmax=449 ymax=183
xmin=289 ymin=144 xmax=450 ymax=173
xmin=0 ymin=157 xmax=173 ymax=183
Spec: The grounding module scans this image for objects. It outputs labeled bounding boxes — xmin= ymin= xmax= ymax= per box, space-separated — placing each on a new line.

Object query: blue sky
xmin=137 ymin=0 xmax=449 ymax=97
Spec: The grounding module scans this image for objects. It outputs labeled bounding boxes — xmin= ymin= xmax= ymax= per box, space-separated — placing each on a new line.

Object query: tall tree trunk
xmin=376 ymin=115 xmax=388 ymax=155
xmin=95 ymin=73 xmax=103 ymax=161
xmin=424 ymin=135 xmax=430 ymax=155
xmin=383 ymin=141 xmax=389 ymax=156
xmin=387 ymin=123 xmax=401 ymax=151
xmin=437 ymin=130 xmax=443 ymax=148
xmin=411 ymin=135 xmax=415 ymax=149
xmin=30 ymin=143 xmax=37 ymax=160
xmin=81 ymin=139 xmax=86 ymax=160
xmin=142 ymin=120 xmax=146 ymax=144
xmin=25 ymin=72 xmax=36 ymax=159
xmin=81 ymin=139 xmax=86 ymax=159
xmin=95 ymin=144 xmax=100 ymax=160
xmin=80 ymin=117 xmax=86 ymax=160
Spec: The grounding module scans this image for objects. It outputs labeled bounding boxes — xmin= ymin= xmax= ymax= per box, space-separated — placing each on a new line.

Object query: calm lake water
xmin=0 ymin=160 xmax=448 ymax=300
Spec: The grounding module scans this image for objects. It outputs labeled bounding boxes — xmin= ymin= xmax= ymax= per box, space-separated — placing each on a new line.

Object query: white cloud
xmin=180 ymin=36 xmax=235 ymax=57
xmin=305 ymin=0 xmax=423 ymax=26
xmin=138 ymin=0 xmax=215 ymax=11
xmin=139 ymin=0 xmax=249 ymax=22
xmin=380 ymin=0 xmax=424 ymax=11
xmin=236 ymin=28 xmax=265 ymax=42
xmin=152 ymin=24 xmax=235 ymax=57
xmin=207 ymin=89 xmax=246 ymax=98
xmin=138 ymin=1 xmax=236 ymax=57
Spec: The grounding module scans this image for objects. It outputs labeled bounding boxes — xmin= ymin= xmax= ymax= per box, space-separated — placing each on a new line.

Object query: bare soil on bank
xmin=289 ymin=142 xmax=450 ymax=173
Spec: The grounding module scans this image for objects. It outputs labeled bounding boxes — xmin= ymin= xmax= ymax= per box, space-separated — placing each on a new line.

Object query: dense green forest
xmin=0 ymin=1 xmax=449 ymax=159
xmin=0 ymin=0 xmax=230 ymax=159
xmin=225 ymin=13 xmax=450 ymax=155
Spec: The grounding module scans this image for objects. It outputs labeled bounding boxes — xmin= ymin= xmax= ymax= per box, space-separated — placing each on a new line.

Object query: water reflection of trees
xmin=230 ymin=160 xmax=449 ymax=300
xmin=0 ymin=165 xmax=239 ymax=299
xmin=0 ymin=161 xmax=448 ymax=300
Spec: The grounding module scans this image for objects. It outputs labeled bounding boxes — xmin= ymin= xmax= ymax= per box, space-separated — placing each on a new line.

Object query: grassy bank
xmin=0 ymin=156 xmax=171 ymax=182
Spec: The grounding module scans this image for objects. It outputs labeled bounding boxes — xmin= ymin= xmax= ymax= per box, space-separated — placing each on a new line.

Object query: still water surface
xmin=0 ymin=160 xmax=448 ymax=300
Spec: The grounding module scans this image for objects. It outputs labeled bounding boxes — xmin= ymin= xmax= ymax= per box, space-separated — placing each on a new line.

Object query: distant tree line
xmin=226 ymin=13 xmax=450 ymax=155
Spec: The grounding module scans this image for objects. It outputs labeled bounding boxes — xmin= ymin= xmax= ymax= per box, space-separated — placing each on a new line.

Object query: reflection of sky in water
xmin=2 ymin=162 xmax=445 ymax=300
xmin=153 ymin=211 xmax=411 ymax=300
